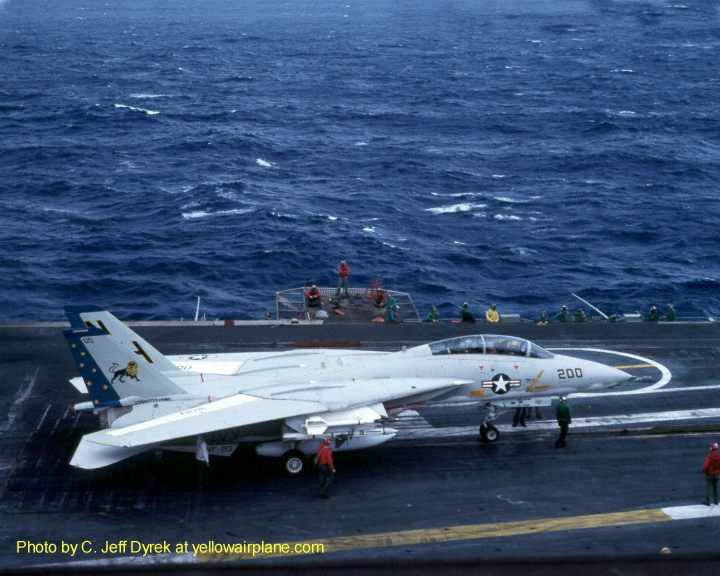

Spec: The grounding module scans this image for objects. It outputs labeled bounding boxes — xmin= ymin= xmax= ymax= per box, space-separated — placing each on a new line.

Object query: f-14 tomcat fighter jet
xmin=64 ymin=307 xmax=631 ymax=474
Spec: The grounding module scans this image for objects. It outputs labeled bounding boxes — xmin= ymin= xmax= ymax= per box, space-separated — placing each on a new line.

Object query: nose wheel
xmin=480 ymin=424 xmax=499 ymax=443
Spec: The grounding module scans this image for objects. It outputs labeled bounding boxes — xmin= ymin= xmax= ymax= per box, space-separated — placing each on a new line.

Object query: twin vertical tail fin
xmin=64 ymin=307 xmax=185 ymax=408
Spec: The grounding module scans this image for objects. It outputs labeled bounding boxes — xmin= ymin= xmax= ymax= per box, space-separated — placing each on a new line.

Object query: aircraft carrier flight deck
xmin=1 ymin=317 xmax=720 ymax=573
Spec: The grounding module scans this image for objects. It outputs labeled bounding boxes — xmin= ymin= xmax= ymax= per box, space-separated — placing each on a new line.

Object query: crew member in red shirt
xmin=335 ymin=260 xmax=350 ymax=299
xmin=703 ymin=442 xmax=720 ymax=505
xmin=315 ymin=437 xmax=336 ymax=498
xmin=373 ymin=288 xmax=386 ymax=309
xmin=305 ymin=284 xmax=322 ymax=319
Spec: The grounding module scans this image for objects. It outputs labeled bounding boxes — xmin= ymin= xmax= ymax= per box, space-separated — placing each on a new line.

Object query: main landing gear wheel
xmin=282 ymin=450 xmax=306 ymax=476
xmin=480 ymin=424 xmax=499 ymax=443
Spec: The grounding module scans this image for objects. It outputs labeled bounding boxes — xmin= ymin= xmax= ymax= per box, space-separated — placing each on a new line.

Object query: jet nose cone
xmin=604 ymin=367 xmax=633 ymax=387
xmin=586 ymin=363 xmax=633 ymax=390
xmin=615 ymin=367 xmax=633 ymax=382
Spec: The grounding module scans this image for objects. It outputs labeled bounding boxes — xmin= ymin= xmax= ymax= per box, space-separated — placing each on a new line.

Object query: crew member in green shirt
xmin=554 ymin=396 xmax=572 ymax=448
xmin=665 ymin=304 xmax=676 ymax=321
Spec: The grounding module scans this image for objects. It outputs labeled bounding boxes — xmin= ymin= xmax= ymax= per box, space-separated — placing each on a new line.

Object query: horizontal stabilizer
xmin=87 ymin=393 xmax=327 ymax=449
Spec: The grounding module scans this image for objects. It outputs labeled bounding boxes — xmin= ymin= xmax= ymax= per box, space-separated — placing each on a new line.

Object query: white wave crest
xmin=129 ymin=93 xmax=167 ymax=99
xmin=256 ymin=158 xmax=272 ymax=168
xmin=216 ymin=189 xmax=242 ymax=201
xmin=182 ymin=208 xmax=256 ymax=220
xmin=493 ymin=214 xmax=523 ymax=221
xmin=430 ymin=192 xmax=484 ymax=198
xmin=493 ymin=196 xmax=538 ymax=204
xmin=425 ymin=203 xmax=487 ymax=215
xmin=510 ymin=246 xmax=539 ymax=256
xmin=114 ymin=103 xmax=160 ymax=116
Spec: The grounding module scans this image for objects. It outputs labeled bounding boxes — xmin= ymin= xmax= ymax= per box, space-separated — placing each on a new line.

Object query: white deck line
xmin=662 ymin=504 xmax=720 ymax=520
xmin=548 ymin=348 xmax=673 ymax=397
xmin=395 ymin=407 xmax=720 ymax=439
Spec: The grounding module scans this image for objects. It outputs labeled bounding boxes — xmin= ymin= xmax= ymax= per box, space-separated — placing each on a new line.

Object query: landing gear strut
xmin=479 ymin=402 xmax=499 ymax=443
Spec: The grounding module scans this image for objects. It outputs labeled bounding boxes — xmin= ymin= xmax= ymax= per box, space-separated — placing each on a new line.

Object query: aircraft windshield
xmin=429 ymin=336 xmax=484 ymax=355
xmin=483 ymin=335 xmax=528 ymax=356
xmin=429 ymin=335 xmax=552 ymax=357
xmin=529 ymin=342 xmax=554 ymax=359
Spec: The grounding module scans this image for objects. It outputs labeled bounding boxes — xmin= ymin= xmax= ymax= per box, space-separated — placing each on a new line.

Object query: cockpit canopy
xmin=428 ymin=335 xmax=553 ymax=358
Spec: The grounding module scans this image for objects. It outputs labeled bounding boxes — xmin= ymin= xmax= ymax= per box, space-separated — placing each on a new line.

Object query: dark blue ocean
xmin=2 ymin=0 xmax=720 ymax=321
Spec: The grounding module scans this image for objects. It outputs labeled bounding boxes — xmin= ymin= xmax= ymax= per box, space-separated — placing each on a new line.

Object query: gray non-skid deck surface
xmin=0 ymin=320 xmax=719 ymax=569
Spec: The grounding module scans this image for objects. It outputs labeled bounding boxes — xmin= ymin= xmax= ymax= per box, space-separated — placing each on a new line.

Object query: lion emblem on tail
xmin=109 ymin=361 xmax=140 ymax=383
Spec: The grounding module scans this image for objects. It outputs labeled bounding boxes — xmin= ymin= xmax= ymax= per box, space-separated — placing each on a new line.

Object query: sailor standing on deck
xmin=554 ymin=396 xmax=571 ymax=448
xmin=335 ymin=260 xmax=350 ymax=299
xmin=703 ymin=442 xmax=720 ymax=506
xmin=315 ymin=437 xmax=336 ymax=499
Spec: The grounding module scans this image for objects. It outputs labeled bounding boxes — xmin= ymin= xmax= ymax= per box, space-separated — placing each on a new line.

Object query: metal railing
xmin=275 ymin=287 xmax=420 ymax=322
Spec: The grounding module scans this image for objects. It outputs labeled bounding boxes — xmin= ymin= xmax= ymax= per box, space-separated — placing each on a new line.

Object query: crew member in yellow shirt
xmin=485 ymin=304 xmax=500 ymax=324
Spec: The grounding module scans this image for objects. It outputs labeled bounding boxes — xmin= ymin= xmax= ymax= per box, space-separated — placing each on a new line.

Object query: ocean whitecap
xmin=510 ymin=246 xmax=538 ymax=257
xmin=114 ymin=103 xmax=159 ymax=116
xmin=182 ymin=208 xmax=256 ymax=220
xmin=430 ymin=192 xmax=483 ymax=198
xmin=256 ymin=158 xmax=272 ymax=168
xmin=129 ymin=93 xmax=167 ymax=99
xmin=493 ymin=214 xmax=523 ymax=221
xmin=425 ymin=203 xmax=487 ymax=215
xmin=493 ymin=196 xmax=534 ymax=204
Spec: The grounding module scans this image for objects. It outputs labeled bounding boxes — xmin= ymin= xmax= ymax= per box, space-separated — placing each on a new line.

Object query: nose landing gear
xmin=479 ymin=424 xmax=499 ymax=443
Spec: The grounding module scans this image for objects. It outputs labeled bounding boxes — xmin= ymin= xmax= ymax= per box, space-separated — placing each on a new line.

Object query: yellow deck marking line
xmin=197 ymin=508 xmax=670 ymax=562
xmin=614 ymin=363 xmax=655 ymax=370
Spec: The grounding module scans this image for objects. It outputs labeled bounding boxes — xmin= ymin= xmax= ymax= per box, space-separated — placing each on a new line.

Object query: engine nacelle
xmin=255 ymin=427 xmax=398 ymax=458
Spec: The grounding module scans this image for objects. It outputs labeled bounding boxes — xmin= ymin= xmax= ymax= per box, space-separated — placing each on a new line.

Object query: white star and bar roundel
xmin=482 ymin=373 xmax=522 ymax=395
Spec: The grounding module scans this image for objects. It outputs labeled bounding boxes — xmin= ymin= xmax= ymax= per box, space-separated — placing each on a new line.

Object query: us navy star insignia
xmin=482 ymin=373 xmax=522 ymax=395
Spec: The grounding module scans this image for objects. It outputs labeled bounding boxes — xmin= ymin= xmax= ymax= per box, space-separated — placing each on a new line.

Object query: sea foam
xmin=114 ymin=103 xmax=160 ymax=116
